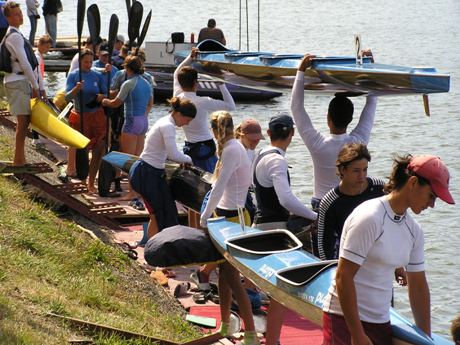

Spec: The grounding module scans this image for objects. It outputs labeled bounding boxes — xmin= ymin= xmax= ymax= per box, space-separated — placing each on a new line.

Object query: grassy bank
xmin=0 ymin=131 xmax=200 ymax=344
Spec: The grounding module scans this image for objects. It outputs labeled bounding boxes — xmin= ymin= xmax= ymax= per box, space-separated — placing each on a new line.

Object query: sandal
xmin=192 ymin=291 xmax=207 ymax=304
xmin=129 ymin=198 xmax=145 ymax=210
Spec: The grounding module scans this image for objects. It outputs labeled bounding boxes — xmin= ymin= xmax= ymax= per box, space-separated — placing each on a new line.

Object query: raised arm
xmin=173 ymin=48 xmax=198 ymax=96
xmin=290 ymin=54 xmax=324 ymax=150
xmin=349 ymin=95 xmax=377 ymax=144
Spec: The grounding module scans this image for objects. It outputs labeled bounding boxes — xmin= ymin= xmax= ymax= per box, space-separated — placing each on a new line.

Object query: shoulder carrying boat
xmin=206 ymin=217 xmax=452 ymax=345
xmin=174 ymin=40 xmax=450 ymax=96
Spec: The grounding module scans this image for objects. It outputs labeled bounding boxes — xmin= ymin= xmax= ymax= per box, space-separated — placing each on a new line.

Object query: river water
xmin=24 ymin=0 xmax=459 ymax=337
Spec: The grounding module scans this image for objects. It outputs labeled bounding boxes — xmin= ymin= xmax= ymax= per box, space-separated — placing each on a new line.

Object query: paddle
xmin=87 ymin=4 xmax=101 ymax=57
xmin=128 ymin=1 xmax=143 ymax=49
xmin=97 ymin=14 xmax=119 ymax=197
xmin=134 ymin=9 xmax=152 ymax=56
xmin=75 ymin=0 xmax=89 ymax=180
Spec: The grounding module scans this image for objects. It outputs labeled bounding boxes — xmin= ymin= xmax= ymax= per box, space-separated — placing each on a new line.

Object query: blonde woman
xmin=199 ymin=111 xmax=259 ymax=345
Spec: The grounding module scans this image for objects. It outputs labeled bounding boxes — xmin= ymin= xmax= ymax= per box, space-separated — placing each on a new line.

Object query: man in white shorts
xmin=3 ymin=2 xmax=43 ymax=166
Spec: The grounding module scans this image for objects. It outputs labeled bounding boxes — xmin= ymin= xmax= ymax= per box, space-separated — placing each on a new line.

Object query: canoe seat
xmin=276 ymin=261 xmax=337 ymax=286
xmin=225 ymin=229 xmax=302 ymax=255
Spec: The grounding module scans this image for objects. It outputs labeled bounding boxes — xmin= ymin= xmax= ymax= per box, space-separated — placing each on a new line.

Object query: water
xmin=24 ymin=0 xmax=459 ymax=337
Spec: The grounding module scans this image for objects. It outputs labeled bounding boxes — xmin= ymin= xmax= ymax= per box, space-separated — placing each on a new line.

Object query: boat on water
xmin=149 ymin=71 xmax=282 ymax=101
xmin=174 ymin=40 xmax=450 ymax=95
xmin=207 ymin=217 xmax=452 ymax=345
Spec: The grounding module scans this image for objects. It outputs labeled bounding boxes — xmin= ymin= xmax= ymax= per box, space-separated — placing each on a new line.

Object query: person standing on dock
xmin=2 ymin=1 xmax=43 ymax=166
xmin=111 ymin=34 xmax=124 ymax=57
xmin=198 ymin=18 xmax=226 ymax=45
xmin=173 ymin=47 xmax=235 ymax=173
xmin=252 ymin=113 xmax=317 ymax=345
xmin=290 ymin=53 xmax=377 ymax=256
xmin=25 ymin=0 xmax=39 ymax=45
xmin=42 ymin=0 xmax=62 ymax=48
xmin=65 ymin=49 xmax=107 ymax=193
xmin=322 ymin=154 xmax=455 ymax=344
xmin=129 ymin=97 xmax=196 ymax=239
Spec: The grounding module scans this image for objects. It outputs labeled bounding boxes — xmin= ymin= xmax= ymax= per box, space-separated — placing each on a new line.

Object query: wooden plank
xmin=0 ymin=161 xmax=53 ymax=174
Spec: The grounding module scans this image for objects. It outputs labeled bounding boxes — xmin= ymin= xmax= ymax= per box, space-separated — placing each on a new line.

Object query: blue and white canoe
xmin=206 ymin=217 xmax=452 ymax=345
xmin=175 ymin=40 xmax=450 ymax=96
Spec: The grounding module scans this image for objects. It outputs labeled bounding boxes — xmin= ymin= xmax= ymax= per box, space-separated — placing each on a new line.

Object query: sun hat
xmin=241 ymin=118 xmax=265 ymax=140
xmin=408 ymin=155 xmax=454 ymax=204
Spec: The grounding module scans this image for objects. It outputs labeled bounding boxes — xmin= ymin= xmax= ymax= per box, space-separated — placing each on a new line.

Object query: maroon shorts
xmin=322 ymin=312 xmax=393 ymax=345
xmin=69 ymin=108 xmax=106 ymax=148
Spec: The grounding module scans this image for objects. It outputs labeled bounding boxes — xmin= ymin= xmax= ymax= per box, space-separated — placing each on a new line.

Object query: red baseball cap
xmin=408 ymin=155 xmax=455 ymax=204
xmin=241 ymin=118 xmax=265 ymax=140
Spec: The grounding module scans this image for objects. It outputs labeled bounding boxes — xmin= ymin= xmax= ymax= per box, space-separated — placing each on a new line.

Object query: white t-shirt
xmin=173 ymin=55 xmax=236 ymax=143
xmin=254 ymin=146 xmax=317 ymax=220
xmin=323 ymin=196 xmax=425 ymax=323
xmin=200 ymin=139 xmax=251 ymax=226
xmin=291 ymin=70 xmax=378 ymax=199
xmin=140 ymin=115 xmax=192 ymax=169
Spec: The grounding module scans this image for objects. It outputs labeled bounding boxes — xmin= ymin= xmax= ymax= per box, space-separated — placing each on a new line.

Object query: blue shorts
xmin=122 ymin=115 xmax=148 ymax=135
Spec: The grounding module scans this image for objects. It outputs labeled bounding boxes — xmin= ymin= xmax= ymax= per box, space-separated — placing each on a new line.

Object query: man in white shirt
xmin=173 ymin=47 xmax=236 ymax=173
xmin=291 ymin=53 xmax=377 ymax=255
xmin=252 ymin=113 xmax=317 ymax=345
xmin=3 ymin=2 xmax=43 ymax=166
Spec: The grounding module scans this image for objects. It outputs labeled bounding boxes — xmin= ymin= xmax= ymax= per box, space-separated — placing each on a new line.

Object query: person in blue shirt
xmin=65 ymin=48 xmax=107 ymax=194
xmin=102 ymin=55 xmax=153 ymax=202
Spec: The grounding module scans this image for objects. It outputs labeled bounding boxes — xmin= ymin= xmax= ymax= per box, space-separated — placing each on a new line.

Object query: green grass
xmin=0 ymin=135 xmax=201 ymax=344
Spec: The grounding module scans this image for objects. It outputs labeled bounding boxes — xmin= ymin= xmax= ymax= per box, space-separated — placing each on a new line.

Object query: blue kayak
xmin=206 ymin=217 xmax=452 ymax=345
xmin=175 ymin=40 xmax=450 ymax=95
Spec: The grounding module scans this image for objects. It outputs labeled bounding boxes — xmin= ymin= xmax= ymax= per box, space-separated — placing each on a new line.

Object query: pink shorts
xmin=322 ymin=312 xmax=393 ymax=345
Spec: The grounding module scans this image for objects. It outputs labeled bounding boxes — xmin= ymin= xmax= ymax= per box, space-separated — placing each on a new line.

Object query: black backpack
xmin=0 ymin=29 xmax=39 ymax=74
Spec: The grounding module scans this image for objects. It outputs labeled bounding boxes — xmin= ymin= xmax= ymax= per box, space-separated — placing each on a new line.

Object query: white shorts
xmin=5 ymin=79 xmax=32 ymax=116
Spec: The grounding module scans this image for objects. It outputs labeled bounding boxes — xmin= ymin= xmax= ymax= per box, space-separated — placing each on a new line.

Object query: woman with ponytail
xmin=129 ymin=97 xmax=196 ymax=239
xmin=322 ymin=154 xmax=454 ymax=345
xmin=199 ymin=111 xmax=260 ymax=345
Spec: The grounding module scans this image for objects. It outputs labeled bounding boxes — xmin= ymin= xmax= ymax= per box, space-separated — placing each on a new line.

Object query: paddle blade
xmin=128 ymin=1 xmax=143 ymax=47
xmin=107 ymin=14 xmax=119 ymax=57
xmin=76 ymin=148 xmax=89 ymax=180
xmin=87 ymin=4 xmax=101 ymax=47
xmin=137 ymin=10 xmax=152 ymax=49
xmin=77 ymin=0 xmax=85 ymax=38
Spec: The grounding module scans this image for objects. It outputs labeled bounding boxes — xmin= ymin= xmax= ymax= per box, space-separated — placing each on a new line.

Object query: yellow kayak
xmin=29 ymin=98 xmax=90 ymax=149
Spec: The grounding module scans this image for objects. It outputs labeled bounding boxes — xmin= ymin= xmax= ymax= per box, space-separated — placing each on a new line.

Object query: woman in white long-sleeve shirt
xmin=129 ymin=97 xmax=196 ymax=239
xmin=199 ymin=111 xmax=260 ymax=345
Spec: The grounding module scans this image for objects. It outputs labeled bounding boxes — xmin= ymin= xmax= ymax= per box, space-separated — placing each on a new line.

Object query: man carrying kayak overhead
xmin=173 ymin=47 xmax=236 ymax=174
xmin=290 ymin=52 xmax=378 ymax=255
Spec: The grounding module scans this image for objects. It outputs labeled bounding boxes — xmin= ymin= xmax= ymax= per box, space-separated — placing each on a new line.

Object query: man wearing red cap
xmin=322 ymin=154 xmax=454 ymax=345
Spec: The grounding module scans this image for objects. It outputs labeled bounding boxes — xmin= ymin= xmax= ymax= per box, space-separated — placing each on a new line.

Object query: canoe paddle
xmin=128 ymin=1 xmax=143 ymax=49
xmin=134 ymin=9 xmax=152 ymax=56
xmin=87 ymin=4 xmax=101 ymax=58
xmin=97 ymin=14 xmax=119 ymax=197
xmin=75 ymin=0 xmax=89 ymax=180
xmin=125 ymin=0 xmax=131 ymax=17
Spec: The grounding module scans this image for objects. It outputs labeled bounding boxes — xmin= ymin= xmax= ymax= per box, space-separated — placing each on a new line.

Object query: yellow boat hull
xmin=30 ymin=99 xmax=90 ymax=149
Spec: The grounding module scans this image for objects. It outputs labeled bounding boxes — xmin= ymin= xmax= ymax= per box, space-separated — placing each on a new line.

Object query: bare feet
xmin=119 ymin=191 xmax=137 ymax=201
xmin=87 ymin=185 xmax=97 ymax=194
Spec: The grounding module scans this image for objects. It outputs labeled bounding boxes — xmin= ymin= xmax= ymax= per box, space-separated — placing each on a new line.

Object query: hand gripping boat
xmin=206 ymin=217 xmax=452 ymax=345
xmin=175 ymin=40 xmax=450 ymax=96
